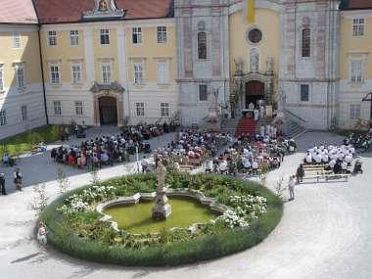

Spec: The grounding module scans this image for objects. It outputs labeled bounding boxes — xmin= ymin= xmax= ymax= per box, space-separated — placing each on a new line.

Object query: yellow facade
xmin=92 ymin=28 xmax=119 ymax=82
xmin=41 ymin=28 xmax=86 ymax=84
xmin=0 ymin=30 xmax=42 ymax=86
xmin=339 ymin=15 xmax=372 ymax=80
xmin=125 ymin=25 xmax=177 ymax=83
xmin=40 ymin=21 xmax=177 ymax=85
xmin=229 ymin=8 xmax=280 ymax=75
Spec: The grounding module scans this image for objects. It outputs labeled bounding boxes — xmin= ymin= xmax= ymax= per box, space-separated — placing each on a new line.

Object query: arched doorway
xmin=245 ymin=80 xmax=265 ymax=108
xmin=99 ymin=96 xmax=117 ymax=125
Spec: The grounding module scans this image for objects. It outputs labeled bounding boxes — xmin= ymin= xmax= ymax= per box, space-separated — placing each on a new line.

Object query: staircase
xmin=284 ymin=109 xmax=307 ymax=138
xmin=221 ymin=118 xmax=240 ymax=134
xmin=235 ymin=117 xmax=257 ymax=137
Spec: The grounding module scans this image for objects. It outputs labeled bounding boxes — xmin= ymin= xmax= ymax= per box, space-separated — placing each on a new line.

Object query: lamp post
xmin=362 ymin=92 xmax=372 ymax=129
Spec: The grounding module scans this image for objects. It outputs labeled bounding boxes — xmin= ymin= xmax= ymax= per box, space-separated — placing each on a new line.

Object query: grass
xmin=0 ymin=125 xmax=62 ymax=157
xmin=43 ymin=174 xmax=283 ymax=266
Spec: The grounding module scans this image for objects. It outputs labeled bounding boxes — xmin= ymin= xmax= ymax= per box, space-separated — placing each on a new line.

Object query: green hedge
xmin=42 ymin=174 xmax=283 ymax=266
xmin=0 ymin=125 xmax=61 ymax=157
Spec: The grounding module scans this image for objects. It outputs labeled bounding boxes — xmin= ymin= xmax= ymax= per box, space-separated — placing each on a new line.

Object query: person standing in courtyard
xmin=288 ymin=175 xmax=296 ymax=201
xmin=296 ymin=164 xmax=305 ymax=184
xmin=13 ymin=168 xmax=23 ymax=191
xmin=0 ymin=173 xmax=6 ymax=195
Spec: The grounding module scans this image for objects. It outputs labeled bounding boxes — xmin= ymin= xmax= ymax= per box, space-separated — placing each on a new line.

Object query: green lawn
xmin=0 ymin=125 xmax=62 ymax=157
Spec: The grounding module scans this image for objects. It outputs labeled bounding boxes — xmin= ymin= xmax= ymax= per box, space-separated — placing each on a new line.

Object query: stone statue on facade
xmin=207 ymin=89 xmax=220 ymax=132
xmin=250 ymin=50 xmax=259 ymax=72
xmin=234 ymin=58 xmax=244 ymax=76
xmin=152 ymin=159 xmax=172 ymax=220
xmin=266 ymin=57 xmax=274 ymax=74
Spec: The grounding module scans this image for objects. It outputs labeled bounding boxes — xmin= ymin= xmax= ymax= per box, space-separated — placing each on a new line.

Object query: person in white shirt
xmin=288 ymin=175 xmax=296 ymax=201
xmin=321 ymin=152 xmax=329 ymax=163
xmin=305 ymin=152 xmax=312 ymax=164
xmin=252 ymin=161 xmax=259 ymax=175
xmin=314 ymin=153 xmax=322 ymax=164
xmin=219 ymin=159 xmax=228 ymax=174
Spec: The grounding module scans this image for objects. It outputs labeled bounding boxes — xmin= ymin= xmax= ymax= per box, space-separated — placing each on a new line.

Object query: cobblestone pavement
xmin=1 ymin=131 xmax=372 ymax=279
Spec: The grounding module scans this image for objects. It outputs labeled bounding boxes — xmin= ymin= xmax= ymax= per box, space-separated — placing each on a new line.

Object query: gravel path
xmin=0 ymin=131 xmax=371 ymax=279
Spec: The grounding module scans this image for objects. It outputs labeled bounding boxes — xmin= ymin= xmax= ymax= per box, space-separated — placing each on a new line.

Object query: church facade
xmin=0 ymin=0 xmax=371 ymax=139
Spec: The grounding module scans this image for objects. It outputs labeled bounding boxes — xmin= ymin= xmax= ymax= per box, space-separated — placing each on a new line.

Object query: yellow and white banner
xmin=243 ymin=0 xmax=255 ymax=23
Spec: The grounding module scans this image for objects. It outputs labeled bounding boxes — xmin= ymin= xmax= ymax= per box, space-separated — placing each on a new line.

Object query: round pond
xmin=104 ymin=197 xmax=219 ymax=234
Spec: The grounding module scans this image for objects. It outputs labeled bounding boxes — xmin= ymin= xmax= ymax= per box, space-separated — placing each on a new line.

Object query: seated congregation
xmin=304 ymin=144 xmax=355 ymax=174
xmin=51 ymin=126 xmax=154 ymax=169
xmin=205 ymin=134 xmax=294 ymax=176
xmin=153 ymin=130 xmax=231 ymax=170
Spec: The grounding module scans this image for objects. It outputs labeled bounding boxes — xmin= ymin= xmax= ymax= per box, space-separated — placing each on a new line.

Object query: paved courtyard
xmin=0 ymin=130 xmax=371 ymax=279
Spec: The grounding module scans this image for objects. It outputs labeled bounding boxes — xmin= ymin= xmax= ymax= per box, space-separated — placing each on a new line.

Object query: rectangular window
xmin=75 ymin=101 xmax=83 ymax=115
xmin=53 ymin=101 xmax=62 ymax=115
xmin=136 ymin=102 xmax=145 ymax=117
xmin=302 ymin=28 xmax=311 ymax=57
xmin=199 ymin=84 xmax=208 ymax=101
xmin=48 ymin=30 xmax=57 ymax=46
xmin=50 ymin=65 xmax=60 ymax=84
xmin=70 ymin=30 xmax=79 ymax=46
xmin=132 ymin=27 xmax=143 ymax=44
xmin=198 ymin=32 xmax=207 ymax=59
xmin=0 ymin=66 xmax=4 ymax=91
xmin=102 ymin=64 xmax=112 ymax=84
xmin=72 ymin=64 xmax=82 ymax=84
xmin=21 ymin=105 xmax=27 ymax=121
xmin=100 ymin=29 xmax=110 ymax=45
xmin=352 ymin=18 xmax=365 ymax=36
xmin=12 ymin=32 xmax=21 ymax=49
xmin=350 ymin=60 xmax=363 ymax=83
xmin=300 ymin=84 xmax=309 ymax=102
xmin=157 ymin=61 xmax=169 ymax=84
xmin=16 ymin=65 xmax=25 ymax=89
xmin=160 ymin=103 xmax=169 ymax=117
xmin=157 ymin=26 xmax=167 ymax=43
xmin=0 ymin=109 xmax=6 ymax=126
xmin=350 ymin=104 xmax=361 ymax=120
xmin=134 ymin=62 xmax=144 ymax=84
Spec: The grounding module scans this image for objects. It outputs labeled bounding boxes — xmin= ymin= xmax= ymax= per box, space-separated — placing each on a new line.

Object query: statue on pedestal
xmin=152 ymin=160 xmax=172 ymax=220
xmin=207 ymin=90 xmax=220 ymax=132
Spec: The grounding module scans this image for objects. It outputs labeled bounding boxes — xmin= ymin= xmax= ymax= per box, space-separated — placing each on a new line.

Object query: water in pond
xmin=104 ymin=197 xmax=219 ymax=234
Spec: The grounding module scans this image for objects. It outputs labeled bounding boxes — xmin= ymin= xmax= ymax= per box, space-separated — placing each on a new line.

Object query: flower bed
xmin=42 ymin=173 xmax=282 ymax=266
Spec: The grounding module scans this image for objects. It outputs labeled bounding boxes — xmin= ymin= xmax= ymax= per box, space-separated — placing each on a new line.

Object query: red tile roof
xmin=0 ymin=0 xmax=38 ymax=24
xmin=33 ymin=0 xmax=172 ymax=24
xmin=342 ymin=0 xmax=372 ymax=10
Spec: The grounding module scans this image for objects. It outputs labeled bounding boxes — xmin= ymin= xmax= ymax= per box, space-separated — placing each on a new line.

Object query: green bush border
xmin=43 ymin=175 xmax=283 ymax=266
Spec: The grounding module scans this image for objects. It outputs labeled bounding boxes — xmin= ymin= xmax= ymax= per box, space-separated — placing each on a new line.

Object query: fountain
xmin=152 ymin=160 xmax=172 ymax=220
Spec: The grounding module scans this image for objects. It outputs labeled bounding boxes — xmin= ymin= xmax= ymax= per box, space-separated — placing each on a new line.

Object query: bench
xmin=301 ymin=173 xmax=350 ymax=183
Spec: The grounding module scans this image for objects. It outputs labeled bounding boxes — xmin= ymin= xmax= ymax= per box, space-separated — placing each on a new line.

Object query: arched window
xmin=302 ymin=28 xmax=311 ymax=57
xmin=249 ymin=48 xmax=259 ymax=72
xmin=198 ymin=32 xmax=207 ymax=60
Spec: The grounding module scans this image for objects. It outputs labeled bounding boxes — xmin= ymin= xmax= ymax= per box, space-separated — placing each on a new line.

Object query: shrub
xmin=42 ymin=174 xmax=283 ymax=266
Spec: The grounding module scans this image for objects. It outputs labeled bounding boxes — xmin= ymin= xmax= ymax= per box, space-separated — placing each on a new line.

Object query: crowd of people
xmin=151 ymin=130 xmax=232 ymax=171
xmin=303 ymin=144 xmax=355 ymax=174
xmin=52 ymin=125 xmax=157 ymax=170
xmin=205 ymin=134 xmax=294 ymax=176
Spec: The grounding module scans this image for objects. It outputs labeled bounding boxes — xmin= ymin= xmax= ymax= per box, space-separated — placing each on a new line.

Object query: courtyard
xmin=0 ymin=129 xmax=371 ymax=279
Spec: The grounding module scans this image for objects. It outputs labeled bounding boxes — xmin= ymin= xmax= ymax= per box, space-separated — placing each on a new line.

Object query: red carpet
xmin=235 ymin=117 xmax=257 ymax=137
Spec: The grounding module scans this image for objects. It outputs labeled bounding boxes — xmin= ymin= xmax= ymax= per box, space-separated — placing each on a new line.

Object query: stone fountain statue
xmin=152 ymin=160 xmax=172 ymax=220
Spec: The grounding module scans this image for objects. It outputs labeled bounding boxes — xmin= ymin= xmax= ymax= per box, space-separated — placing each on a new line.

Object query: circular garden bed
xmin=42 ymin=173 xmax=283 ymax=266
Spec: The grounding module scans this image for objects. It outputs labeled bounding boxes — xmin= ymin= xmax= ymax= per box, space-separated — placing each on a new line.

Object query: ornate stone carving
xmin=207 ymin=89 xmax=220 ymax=132
xmin=249 ymin=49 xmax=259 ymax=73
xmin=82 ymin=0 xmax=125 ymax=20
xmin=234 ymin=58 xmax=244 ymax=76
xmin=90 ymin=81 xmax=125 ymax=94
xmin=152 ymin=160 xmax=172 ymax=220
